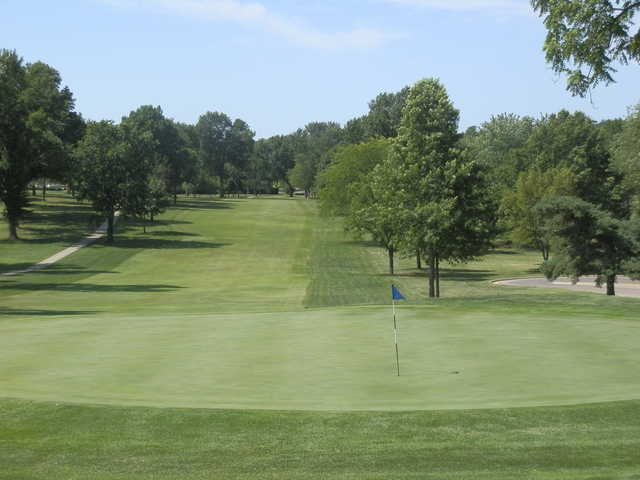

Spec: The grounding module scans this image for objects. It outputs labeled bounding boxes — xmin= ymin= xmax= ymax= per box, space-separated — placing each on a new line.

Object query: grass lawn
xmin=1 ymin=193 xmax=639 ymax=478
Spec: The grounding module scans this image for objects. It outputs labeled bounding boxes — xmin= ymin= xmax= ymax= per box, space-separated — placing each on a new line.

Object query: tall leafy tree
xmin=392 ymin=78 xmax=496 ymax=297
xmin=288 ymin=122 xmax=343 ymax=196
xmin=120 ymin=106 xmax=173 ymax=223
xmin=197 ymin=112 xmax=233 ymax=198
xmin=71 ymin=121 xmax=131 ymax=242
xmin=317 ymin=139 xmax=392 ymax=217
xmin=196 ymin=112 xmax=253 ymax=198
xmin=367 ymin=87 xmax=410 ymax=138
xmin=501 ymin=166 xmax=575 ymax=261
xmin=0 ymin=50 xmax=77 ymax=239
xmin=524 ymin=110 xmax=625 ymax=214
xmin=532 ymin=0 xmax=640 ymax=95
xmin=466 ymin=113 xmax=535 ymax=192
xmin=347 ymin=158 xmax=404 ymax=275
xmin=612 ymin=103 xmax=640 ymax=213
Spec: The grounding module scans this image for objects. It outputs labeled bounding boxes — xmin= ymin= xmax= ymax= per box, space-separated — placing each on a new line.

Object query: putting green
xmin=1 ymin=195 xmax=639 ymax=411
xmin=1 ymin=306 xmax=639 ymax=410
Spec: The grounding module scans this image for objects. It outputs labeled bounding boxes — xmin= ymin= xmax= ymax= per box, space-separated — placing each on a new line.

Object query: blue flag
xmin=392 ymin=285 xmax=405 ymax=300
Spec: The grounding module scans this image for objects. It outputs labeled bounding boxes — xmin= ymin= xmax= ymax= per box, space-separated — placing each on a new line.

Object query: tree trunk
xmin=542 ymin=245 xmax=549 ymax=262
xmin=428 ymin=255 xmax=435 ymax=298
xmin=106 ymin=212 xmax=115 ymax=243
xmin=31 ymin=184 xmax=36 ymax=196
xmin=388 ymin=248 xmax=394 ymax=275
xmin=8 ymin=217 xmax=18 ymax=241
xmin=435 ymin=254 xmax=440 ymax=298
xmin=416 ymin=250 xmax=421 ymax=269
xmin=606 ymin=274 xmax=616 ymax=296
xmin=42 ymin=181 xmax=47 ymax=201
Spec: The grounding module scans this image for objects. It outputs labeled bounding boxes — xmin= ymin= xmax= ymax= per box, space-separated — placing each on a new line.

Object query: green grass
xmin=3 ymin=398 xmax=640 ymax=480
xmin=0 ymin=191 xmax=98 ymax=274
xmin=1 ymin=193 xmax=639 ymax=478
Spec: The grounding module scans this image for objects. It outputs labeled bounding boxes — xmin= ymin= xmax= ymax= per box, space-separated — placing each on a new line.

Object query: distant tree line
xmin=2 ymin=48 xmax=639 ymax=295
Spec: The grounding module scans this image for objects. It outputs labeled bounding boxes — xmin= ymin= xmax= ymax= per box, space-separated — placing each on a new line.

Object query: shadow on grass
xmin=0 ymin=263 xmax=118 ymax=276
xmin=439 ymin=268 xmax=494 ymax=282
xmin=339 ymin=239 xmax=380 ymax=248
xmin=1 ymin=281 xmax=183 ymax=293
xmin=174 ymin=200 xmax=234 ymax=210
xmin=147 ymin=230 xmax=199 ymax=237
xmin=0 ymin=307 xmax=99 ymax=317
xmin=97 ymin=238 xmax=229 ymax=250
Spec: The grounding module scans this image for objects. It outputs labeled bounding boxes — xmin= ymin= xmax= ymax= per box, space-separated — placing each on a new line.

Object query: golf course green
xmin=1 ymin=193 xmax=639 ymax=479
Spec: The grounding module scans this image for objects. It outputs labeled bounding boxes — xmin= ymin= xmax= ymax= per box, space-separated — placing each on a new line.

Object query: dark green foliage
xmin=524 ymin=110 xmax=626 ymax=213
xmin=287 ymin=122 xmax=343 ymax=196
xmin=71 ymin=121 xmax=147 ymax=242
xmin=532 ymin=0 xmax=640 ymax=95
xmin=196 ymin=112 xmax=254 ymax=198
xmin=0 ymin=50 xmax=78 ymax=239
xmin=366 ymin=86 xmax=410 ymax=138
xmin=465 ymin=113 xmax=535 ymax=192
xmin=612 ymin=103 xmax=640 ymax=213
xmin=538 ymin=195 xmax=640 ymax=295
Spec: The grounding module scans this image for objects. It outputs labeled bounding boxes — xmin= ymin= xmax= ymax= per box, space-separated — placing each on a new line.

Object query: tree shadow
xmin=0 ymin=307 xmax=99 ymax=317
xmin=147 ymin=230 xmax=198 ymax=237
xmin=98 ymin=238 xmax=229 ymax=250
xmin=339 ymin=239 xmax=380 ymax=248
xmin=1 ymin=282 xmax=183 ymax=293
xmin=174 ymin=200 xmax=233 ymax=210
xmin=488 ymin=249 xmax=519 ymax=255
xmin=0 ymin=263 xmax=117 ymax=276
xmin=439 ymin=268 xmax=494 ymax=282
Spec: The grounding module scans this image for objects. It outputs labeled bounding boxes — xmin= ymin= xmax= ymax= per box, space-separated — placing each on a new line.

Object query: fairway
xmin=1 ymin=195 xmax=639 ymax=411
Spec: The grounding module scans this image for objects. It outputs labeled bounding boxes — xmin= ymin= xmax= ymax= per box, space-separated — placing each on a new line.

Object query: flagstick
xmin=392 ymin=294 xmax=400 ymax=376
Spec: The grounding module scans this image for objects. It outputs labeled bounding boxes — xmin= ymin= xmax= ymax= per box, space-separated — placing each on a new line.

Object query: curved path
xmin=1 ymin=213 xmax=120 ymax=277
xmin=494 ymin=275 xmax=640 ymax=298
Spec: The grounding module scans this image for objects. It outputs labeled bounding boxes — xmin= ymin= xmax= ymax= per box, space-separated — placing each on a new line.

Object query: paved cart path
xmin=494 ymin=275 xmax=640 ymax=298
xmin=1 ymin=213 xmax=120 ymax=277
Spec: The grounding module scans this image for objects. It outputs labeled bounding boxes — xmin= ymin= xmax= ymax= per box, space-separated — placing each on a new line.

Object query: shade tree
xmin=538 ymin=195 xmax=640 ymax=295
xmin=0 ymin=50 xmax=78 ymax=239
xmin=391 ymin=78 xmax=497 ymax=297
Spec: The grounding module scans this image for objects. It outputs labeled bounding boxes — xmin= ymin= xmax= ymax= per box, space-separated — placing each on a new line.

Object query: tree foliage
xmin=0 ymin=50 xmax=78 ymax=239
xmin=71 ymin=121 xmax=131 ymax=242
xmin=532 ymin=0 xmax=640 ymax=95
xmin=392 ymin=78 xmax=497 ymax=297
xmin=317 ymin=139 xmax=392 ymax=217
xmin=538 ymin=195 xmax=640 ymax=295
xmin=501 ymin=167 xmax=575 ymax=260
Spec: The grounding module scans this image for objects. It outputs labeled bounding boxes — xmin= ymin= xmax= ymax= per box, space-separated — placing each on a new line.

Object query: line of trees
xmin=2 ymin=48 xmax=639 ymax=295
xmin=318 ymin=84 xmax=640 ymax=297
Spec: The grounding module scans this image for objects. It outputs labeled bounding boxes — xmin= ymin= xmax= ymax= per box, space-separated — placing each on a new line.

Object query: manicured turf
xmin=2 ymin=398 xmax=640 ymax=480
xmin=1 ymin=193 xmax=639 ymax=478
xmin=0 ymin=191 xmax=98 ymax=274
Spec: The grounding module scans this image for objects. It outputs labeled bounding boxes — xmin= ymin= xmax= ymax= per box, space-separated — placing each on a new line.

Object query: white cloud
xmin=385 ymin=0 xmax=531 ymax=15
xmin=101 ymin=0 xmax=404 ymax=49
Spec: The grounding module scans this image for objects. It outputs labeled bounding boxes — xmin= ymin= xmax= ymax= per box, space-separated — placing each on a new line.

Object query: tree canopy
xmin=532 ymin=0 xmax=640 ymax=95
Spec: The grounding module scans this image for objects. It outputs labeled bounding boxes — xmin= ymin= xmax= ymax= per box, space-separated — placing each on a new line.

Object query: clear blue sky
xmin=2 ymin=0 xmax=638 ymax=138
